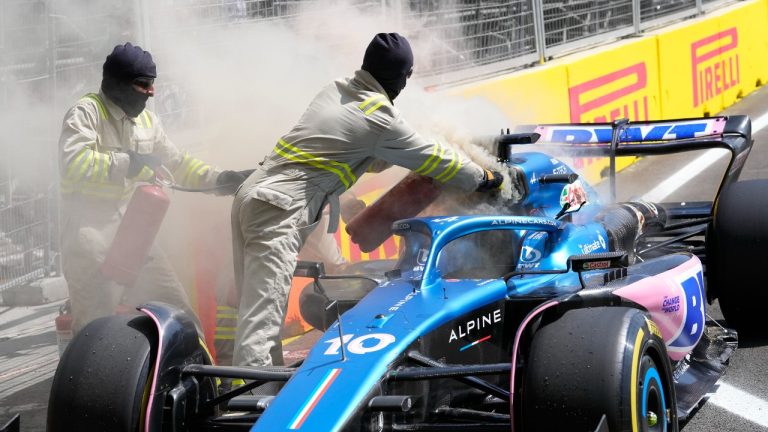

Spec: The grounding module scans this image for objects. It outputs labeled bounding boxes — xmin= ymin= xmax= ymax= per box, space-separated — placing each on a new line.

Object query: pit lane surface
xmin=3 ymin=88 xmax=768 ymax=431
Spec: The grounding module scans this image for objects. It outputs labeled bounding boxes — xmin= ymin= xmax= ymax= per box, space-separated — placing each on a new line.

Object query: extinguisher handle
xmin=154 ymin=165 xmax=175 ymax=188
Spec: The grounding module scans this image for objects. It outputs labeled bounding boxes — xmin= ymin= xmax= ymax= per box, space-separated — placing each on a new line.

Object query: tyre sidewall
xmin=522 ymin=307 xmax=676 ymax=432
xmin=708 ymin=179 xmax=768 ymax=331
xmin=47 ymin=314 xmax=157 ymax=432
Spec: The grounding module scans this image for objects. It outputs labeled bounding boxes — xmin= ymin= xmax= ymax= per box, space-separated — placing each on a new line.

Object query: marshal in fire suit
xmin=59 ymin=43 xmax=247 ymax=333
xmin=231 ymin=33 xmax=504 ymax=367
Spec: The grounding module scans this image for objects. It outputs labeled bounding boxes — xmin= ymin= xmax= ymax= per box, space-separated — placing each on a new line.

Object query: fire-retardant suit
xmin=231 ymin=33 xmax=505 ymax=367
xmin=214 ymin=200 xmax=352 ymax=369
xmin=59 ymin=43 xmax=248 ymax=333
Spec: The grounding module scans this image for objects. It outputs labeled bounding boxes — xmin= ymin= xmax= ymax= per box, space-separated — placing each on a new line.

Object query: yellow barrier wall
xmin=450 ymin=0 xmax=768 ymax=183
xmin=657 ymin=18 xmax=722 ymax=117
xmin=456 ymin=0 xmax=768 ymax=123
xmin=459 ymin=63 xmax=571 ymax=124
xmin=566 ymin=37 xmax=661 ymax=123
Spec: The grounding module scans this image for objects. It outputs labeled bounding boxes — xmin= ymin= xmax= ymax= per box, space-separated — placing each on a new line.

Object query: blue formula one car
xmin=48 ymin=116 xmax=764 ymax=432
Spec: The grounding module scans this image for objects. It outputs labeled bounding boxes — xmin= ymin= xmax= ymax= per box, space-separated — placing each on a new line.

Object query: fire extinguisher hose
xmin=154 ymin=166 xmax=236 ymax=193
xmin=155 ymin=165 xmax=232 ymax=192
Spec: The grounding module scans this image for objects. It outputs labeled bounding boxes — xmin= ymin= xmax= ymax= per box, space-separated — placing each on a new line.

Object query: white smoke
xmin=2 ymin=1 xmax=522 ymax=296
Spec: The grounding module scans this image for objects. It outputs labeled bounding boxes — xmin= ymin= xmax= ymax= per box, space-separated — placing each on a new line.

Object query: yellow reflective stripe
xmin=91 ymin=152 xmax=109 ymax=182
xmin=66 ymin=150 xmax=111 ymax=183
xmin=275 ymin=139 xmax=356 ymax=189
xmin=214 ymin=323 xmax=237 ymax=340
xmin=74 ymin=150 xmax=95 ymax=181
xmin=415 ymin=141 xmax=444 ymax=176
xmin=83 ymin=94 xmax=108 ymax=120
xmin=279 ymin=140 xmax=356 ymax=184
xmin=192 ymin=164 xmax=210 ymax=188
xmin=216 ymin=313 xmax=238 ymax=319
xmin=100 ymin=152 xmax=110 ymax=183
xmin=364 ymin=101 xmax=385 ymax=115
xmin=143 ymin=111 xmax=152 ymax=128
xmin=434 ymin=147 xmax=458 ymax=183
xmin=217 ymin=305 xmax=236 ymax=310
xmin=359 ymin=94 xmax=388 ymax=116
xmin=439 ymin=151 xmax=462 ymax=183
xmin=136 ymin=166 xmax=154 ymax=181
xmin=413 ymin=141 xmax=439 ymax=175
xmin=65 ymin=148 xmax=90 ymax=180
xmin=175 ymin=154 xmax=191 ymax=173
xmin=92 ymin=153 xmax=101 ymax=180
xmin=358 ymin=94 xmax=385 ymax=110
xmin=184 ymin=159 xmax=204 ymax=185
xmin=172 ymin=154 xmax=191 ymax=181
xmin=275 ymin=146 xmax=350 ymax=189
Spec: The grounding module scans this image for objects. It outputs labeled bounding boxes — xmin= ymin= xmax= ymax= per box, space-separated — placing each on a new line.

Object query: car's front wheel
xmin=521 ymin=307 xmax=677 ymax=432
xmin=47 ymin=314 xmax=156 ymax=432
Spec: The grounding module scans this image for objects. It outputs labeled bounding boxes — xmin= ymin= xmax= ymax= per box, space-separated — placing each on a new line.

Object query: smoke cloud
xmin=2 ymin=1 xmax=520 ymax=299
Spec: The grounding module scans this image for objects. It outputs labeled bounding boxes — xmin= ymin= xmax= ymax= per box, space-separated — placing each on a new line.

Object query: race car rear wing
xmin=503 ymin=115 xmax=753 ymax=202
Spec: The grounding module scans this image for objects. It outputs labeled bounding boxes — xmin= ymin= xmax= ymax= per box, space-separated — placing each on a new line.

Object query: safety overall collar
xmin=353 ymin=70 xmax=392 ymax=103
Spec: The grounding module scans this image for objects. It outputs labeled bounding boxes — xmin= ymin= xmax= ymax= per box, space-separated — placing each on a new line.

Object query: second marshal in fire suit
xmin=59 ymin=43 xmax=249 ymax=333
xmin=231 ymin=33 xmax=505 ymax=367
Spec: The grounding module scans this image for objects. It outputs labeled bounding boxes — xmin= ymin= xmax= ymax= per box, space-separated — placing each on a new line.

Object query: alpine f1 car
xmin=49 ymin=115 xmax=763 ymax=432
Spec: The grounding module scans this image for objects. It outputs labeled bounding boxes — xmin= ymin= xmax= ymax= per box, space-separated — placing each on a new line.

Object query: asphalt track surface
xmin=3 ymin=87 xmax=768 ymax=431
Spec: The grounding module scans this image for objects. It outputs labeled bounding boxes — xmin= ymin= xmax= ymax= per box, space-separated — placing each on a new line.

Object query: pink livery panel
xmin=614 ymin=255 xmax=705 ymax=361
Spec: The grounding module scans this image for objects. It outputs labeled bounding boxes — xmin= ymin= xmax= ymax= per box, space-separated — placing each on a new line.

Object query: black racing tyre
xmin=521 ymin=307 xmax=677 ymax=432
xmin=47 ymin=314 xmax=157 ymax=432
xmin=708 ymin=179 xmax=768 ymax=333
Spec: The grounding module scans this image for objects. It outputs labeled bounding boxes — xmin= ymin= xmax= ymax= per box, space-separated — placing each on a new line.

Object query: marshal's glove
xmin=127 ymin=150 xmax=162 ymax=181
xmin=340 ymin=194 xmax=367 ymax=224
xmin=215 ymin=169 xmax=255 ymax=196
xmin=475 ymin=169 xmax=504 ymax=193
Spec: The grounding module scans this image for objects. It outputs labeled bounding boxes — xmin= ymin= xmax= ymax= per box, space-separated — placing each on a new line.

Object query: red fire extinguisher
xmin=101 ymin=184 xmax=170 ymax=286
xmin=55 ymin=300 xmax=73 ymax=357
xmin=346 ymin=173 xmax=442 ymax=252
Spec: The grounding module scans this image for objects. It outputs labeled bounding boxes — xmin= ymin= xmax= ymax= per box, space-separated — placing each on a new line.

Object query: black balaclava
xmin=361 ymin=33 xmax=414 ymax=101
xmin=101 ymin=42 xmax=157 ymax=118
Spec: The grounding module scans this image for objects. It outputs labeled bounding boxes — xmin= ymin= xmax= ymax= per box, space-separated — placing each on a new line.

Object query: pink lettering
xmin=587 ymin=96 xmax=648 ymax=123
xmin=568 ymin=63 xmax=647 ymax=122
xmin=691 ymin=28 xmax=739 ymax=107
xmin=714 ymin=62 xmax=722 ymax=95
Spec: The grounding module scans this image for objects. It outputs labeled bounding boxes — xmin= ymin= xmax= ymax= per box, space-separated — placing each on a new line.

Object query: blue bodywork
xmin=253 ymin=151 xmax=611 ymax=431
